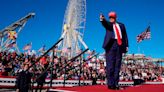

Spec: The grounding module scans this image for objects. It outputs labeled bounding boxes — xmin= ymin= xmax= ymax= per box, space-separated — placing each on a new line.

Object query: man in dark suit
xmin=16 ymin=64 xmax=32 ymax=92
xmin=100 ymin=11 xmax=128 ymax=90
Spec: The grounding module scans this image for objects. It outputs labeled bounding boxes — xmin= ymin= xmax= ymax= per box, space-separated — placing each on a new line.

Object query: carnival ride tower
xmin=0 ymin=13 xmax=35 ymax=53
xmin=58 ymin=0 xmax=88 ymax=58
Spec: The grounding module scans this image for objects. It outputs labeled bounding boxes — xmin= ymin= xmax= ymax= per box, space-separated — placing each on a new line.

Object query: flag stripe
xmin=23 ymin=43 xmax=32 ymax=50
xmin=137 ymin=26 xmax=151 ymax=43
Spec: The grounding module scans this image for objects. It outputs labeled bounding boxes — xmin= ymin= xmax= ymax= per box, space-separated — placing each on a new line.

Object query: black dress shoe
xmin=115 ymin=86 xmax=120 ymax=90
xmin=108 ymin=86 xmax=116 ymax=90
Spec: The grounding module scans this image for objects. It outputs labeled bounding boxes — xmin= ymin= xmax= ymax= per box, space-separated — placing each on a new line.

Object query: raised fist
xmin=100 ymin=14 xmax=105 ymax=21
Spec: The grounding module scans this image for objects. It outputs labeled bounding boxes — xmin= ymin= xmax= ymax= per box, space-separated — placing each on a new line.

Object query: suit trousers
xmin=105 ymin=40 xmax=122 ymax=87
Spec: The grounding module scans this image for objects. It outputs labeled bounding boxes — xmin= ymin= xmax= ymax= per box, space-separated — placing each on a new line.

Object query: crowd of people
xmin=0 ymin=51 xmax=163 ymax=83
xmin=120 ymin=60 xmax=163 ymax=81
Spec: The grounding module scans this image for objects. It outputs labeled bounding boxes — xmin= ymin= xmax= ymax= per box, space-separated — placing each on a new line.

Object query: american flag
xmin=137 ymin=26 xmax=151 ymax=43
xmin=62 ymin=47 xmax=71 ymax=53
xmin=23 ymin=42 xmax=32 ymax=50
xmin=38 ymin=45 xmax=46 ymax=52
xmin=5 ymin=41 xmax=16 ymax=48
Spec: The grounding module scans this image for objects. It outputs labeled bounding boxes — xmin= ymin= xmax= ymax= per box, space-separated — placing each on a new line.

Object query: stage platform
xmin=50 ymin=84 xmax=164 ymax=92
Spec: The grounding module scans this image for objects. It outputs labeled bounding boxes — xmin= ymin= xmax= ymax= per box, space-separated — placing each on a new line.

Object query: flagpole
xmin=137 ymin=43 xmax=140 ymax=54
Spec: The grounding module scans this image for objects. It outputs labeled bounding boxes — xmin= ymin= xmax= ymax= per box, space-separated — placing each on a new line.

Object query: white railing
xmin=0 ymin=76 xmax=163 ymax=88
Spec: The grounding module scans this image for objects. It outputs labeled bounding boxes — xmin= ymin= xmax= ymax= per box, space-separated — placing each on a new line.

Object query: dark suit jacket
xmin=16 ymin=71 xmax=32 ymax=92
xmin=101 ymin=19 xmax=129 ymax=53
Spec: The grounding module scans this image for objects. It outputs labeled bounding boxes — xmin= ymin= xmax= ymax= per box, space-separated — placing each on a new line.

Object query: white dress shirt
xmin=113 ymin=23 xmax=122 ymax=39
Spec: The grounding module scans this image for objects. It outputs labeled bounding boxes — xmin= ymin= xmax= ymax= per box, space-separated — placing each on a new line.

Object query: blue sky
xmin=0 ymin=0 xmax=164 ymax=58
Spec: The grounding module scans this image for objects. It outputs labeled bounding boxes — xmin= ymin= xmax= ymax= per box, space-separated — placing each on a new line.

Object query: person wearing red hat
xmin=100 ymin=11 xmax=129 ymax=90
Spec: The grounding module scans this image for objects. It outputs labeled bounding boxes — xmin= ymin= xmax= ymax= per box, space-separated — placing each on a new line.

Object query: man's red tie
xmin=114 ymin=24 xmax=122 ymax=45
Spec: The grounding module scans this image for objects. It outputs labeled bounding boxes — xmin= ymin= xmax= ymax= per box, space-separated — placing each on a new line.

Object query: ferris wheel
xmin=58 ymin=0 xmax=88 ymax=58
